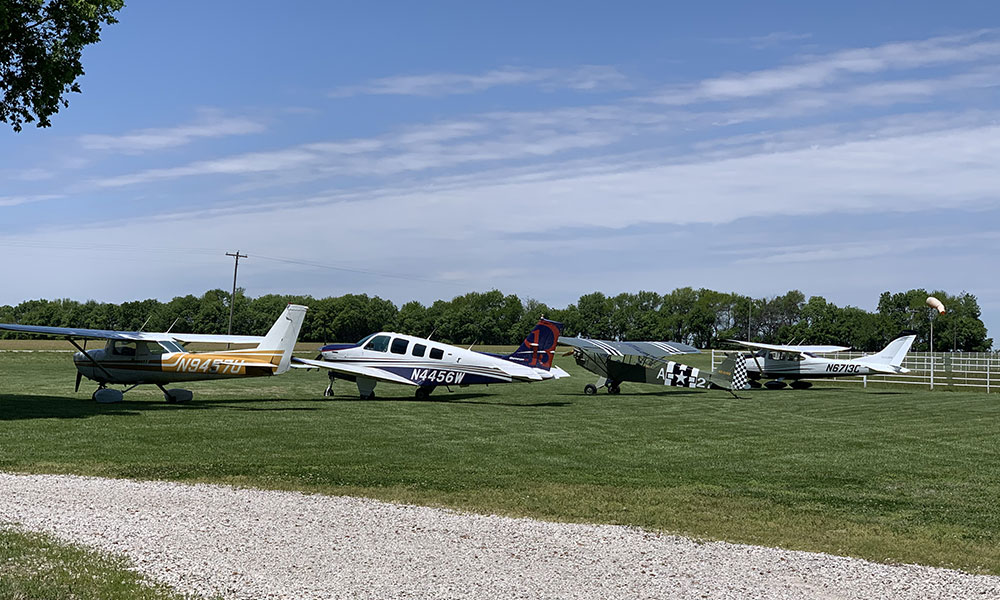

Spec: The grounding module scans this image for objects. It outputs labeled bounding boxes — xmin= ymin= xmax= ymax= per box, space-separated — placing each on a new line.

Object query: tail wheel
xmin=583 ymin=384 xmax=598 ymax=395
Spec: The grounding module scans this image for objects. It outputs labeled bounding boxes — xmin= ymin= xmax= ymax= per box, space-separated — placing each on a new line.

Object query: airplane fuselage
xmin=745 ymin=356 xmax=875 ymax=380
xmin=318 ymin=331 xmax=556 ymax=387
xmin=74 ymin=346 xmax=281 ymax=385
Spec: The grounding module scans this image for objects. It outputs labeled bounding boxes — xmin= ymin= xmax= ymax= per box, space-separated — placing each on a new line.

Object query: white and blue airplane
xmin=730 ymin=333 xmax=917 ymax=389
xmin=294 ymin=319 xmax=569 ymax=400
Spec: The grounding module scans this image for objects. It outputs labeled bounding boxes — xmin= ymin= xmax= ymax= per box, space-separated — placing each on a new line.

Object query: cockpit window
xmin=357 ymin=333 xmax=376 ymax=346
xmin=110 ymin=340 xmax=137 ymax=356
xmin=139 ymin=341 xmax=165 ymax=355
xmin=364 ymin=335 xmax=390 ymax=352
xmin=160 ymin=341 xmax=185 ymax=354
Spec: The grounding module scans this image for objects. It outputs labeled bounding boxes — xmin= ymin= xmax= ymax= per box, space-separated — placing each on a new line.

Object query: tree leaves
xmin=1 ymin=0 xmax=124 ymax=131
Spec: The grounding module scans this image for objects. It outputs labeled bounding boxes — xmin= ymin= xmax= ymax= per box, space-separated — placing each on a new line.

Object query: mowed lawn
xmin=1 ymin=348 xmax=999 ymax=574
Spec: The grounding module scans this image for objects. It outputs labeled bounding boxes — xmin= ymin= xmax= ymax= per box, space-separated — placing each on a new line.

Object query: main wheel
xmin=415 ymin=387 xmax=432 ymax=400
xmin=607 ymin=384 xmax=621 ymax=395
xmin=584 ymin=384 xmax=598 ymax=395
xmin=323 ymin=386 xmax=335 ymax=397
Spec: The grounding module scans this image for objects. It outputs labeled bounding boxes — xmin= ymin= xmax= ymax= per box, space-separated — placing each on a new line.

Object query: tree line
xmin=0 ymin=288 xmax=991 ymax=351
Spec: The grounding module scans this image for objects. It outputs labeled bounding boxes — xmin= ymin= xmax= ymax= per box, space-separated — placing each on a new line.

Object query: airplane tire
xmin=607 ymin=384 xmax=621 ymax=395
xmin=584 ymin=384 xmax=598 ymax=395
xmin=415 ymin=387 xmax=432 ymax=400
xmin=790 ymin=380 xmax=813 ymax=389
xmin=323 ymin=386 xmax=335 ymax=397
xmin=361 ymin=391 xmax=376 ymax=400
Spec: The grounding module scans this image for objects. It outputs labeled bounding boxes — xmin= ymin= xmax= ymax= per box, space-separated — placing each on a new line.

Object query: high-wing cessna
xmin=294 ymin=319 xmax=569 ymax=399
xmin=730 ymin=334 xmax=916 ymax=389
xmin=0 ymin=304 xmax=308 ymax=403
xmin=559 ymin=337 xmax=702 ymax=394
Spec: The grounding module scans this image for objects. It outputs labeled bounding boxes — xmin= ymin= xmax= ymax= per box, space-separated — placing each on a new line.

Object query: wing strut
xmin=66 ymin=338 xmax=115 ymax=381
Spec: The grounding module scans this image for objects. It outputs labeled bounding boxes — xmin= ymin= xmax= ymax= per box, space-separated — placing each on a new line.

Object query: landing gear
xmin=357 ymin=377 xmax=377 ymax=400
xmin=415 ymin=387 xmax=434 ymax=400
xmin=790 ymin=380 xmax=813 ymax=389
xmin=324 ymin=372 xmax=336 ymax=397
xmin=584 ymin=384 xmax=598 ymax=395
xmin=157 ymin=384 xmax=192 ymax=403
xmin=764 ymin=380 xmax=788 ymax=390
xmin=91 ymin=384 xmax=124 ymax=404
xmin=607 ymin=382 xmax=621 ymax=395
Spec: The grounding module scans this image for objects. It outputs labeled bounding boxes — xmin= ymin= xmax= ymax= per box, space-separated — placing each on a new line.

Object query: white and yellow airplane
xmin=0 ymin=304 xmax=308 ymax=403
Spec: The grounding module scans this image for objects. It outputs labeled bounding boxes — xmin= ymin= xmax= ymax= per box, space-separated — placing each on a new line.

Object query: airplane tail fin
xmin=505 ymin=318 xmax=564 ymax=370
xmin=855 ymin=334 xmax=916 ymax=370
xmin=712 ymin=352 xmax=749 ymax=391
xmin=257 ymin=304 xmax=308 ymax=374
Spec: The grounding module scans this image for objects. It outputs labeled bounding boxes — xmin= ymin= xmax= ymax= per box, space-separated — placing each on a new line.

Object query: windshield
xmin=356 ymin=333 xmax=376 ymax=346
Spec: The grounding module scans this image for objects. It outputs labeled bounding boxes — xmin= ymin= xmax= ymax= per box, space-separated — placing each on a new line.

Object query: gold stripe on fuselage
xmin=75 ymin=350 xmax=283 ymax=382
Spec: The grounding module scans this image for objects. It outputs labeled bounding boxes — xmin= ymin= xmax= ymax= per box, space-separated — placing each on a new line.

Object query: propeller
xmin=75 ymin=371 xmax=83 ymax=393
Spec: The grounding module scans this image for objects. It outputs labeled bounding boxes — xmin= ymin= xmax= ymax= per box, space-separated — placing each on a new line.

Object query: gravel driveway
xmin=1 ymin=472 xmax=996 ymax=599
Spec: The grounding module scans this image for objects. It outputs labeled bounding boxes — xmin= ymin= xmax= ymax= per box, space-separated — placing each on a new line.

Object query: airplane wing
xmin=0 ymin=323 xmax=264 ymax=345
xmin=291 ymin=357 xmax=421 ymax=386
xmin=728 ymin=339 xmax=852 ymax=354
xmin=560 ymin=337 xmax=700 ymax=358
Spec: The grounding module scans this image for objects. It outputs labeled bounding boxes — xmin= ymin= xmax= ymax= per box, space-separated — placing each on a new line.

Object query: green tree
xmin=1 ymin=0 xmax=125 ymax=131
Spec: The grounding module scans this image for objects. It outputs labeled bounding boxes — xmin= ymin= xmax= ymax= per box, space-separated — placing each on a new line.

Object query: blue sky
xmin=2 ymin=1 xmax=999 ymax=342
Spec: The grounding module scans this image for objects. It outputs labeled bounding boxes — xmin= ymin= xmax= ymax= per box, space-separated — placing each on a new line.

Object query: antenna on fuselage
xmin=165 ymin=317 xmax=180 ymax=334
xmin=138 ymin=315 xmax=153 ymax=332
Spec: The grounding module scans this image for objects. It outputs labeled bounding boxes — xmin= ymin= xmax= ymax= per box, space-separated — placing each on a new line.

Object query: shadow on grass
xmin=0 ymin=394 xmax=328 ymax=420
xmin=325 ymin=392 xmax=571 ymax=408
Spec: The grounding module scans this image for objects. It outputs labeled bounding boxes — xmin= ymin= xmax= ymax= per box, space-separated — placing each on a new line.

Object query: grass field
xmin=0 ymin=526 xmax=193 ymax=600
xmin=1 ymin=347 xmax=999 ymax=578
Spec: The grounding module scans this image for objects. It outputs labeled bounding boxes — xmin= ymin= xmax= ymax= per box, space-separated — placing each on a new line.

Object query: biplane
xmin=0 ymin=304 xmax=308 ymax=403
xmin=559 ymin=337 xmax=745 ymax=394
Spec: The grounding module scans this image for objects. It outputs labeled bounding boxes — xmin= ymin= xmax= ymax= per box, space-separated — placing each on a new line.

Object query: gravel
xmin=0 ymin=472 xmax=997 ymax=599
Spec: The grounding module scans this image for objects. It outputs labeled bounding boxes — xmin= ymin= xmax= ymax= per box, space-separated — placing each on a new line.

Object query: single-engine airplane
xmin=729 ymin=333 xmax=916 ymax=389
xmin=601 ymin=352 xmax=748 ymax=395
xmin=0 ymin=304 xmax=308 ymax=403
xmin=559 ymin=337 xmax=700 ymax=394
xmin=294 ymin=318 xmax=569 ymax=399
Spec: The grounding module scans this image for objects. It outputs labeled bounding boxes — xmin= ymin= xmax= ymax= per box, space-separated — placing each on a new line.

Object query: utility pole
xmin=226 ymin=251 xmax=248 ymax=337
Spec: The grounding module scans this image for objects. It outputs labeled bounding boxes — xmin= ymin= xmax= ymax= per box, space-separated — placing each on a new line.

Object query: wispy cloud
xmin=714 ymin=31 xmax=813 ymax=49
xmin=649 ymin=30 xmax=1000 ymax=104
xmin=79 ymin=111 xmax=266 ymax=154
xmin=0 ymin=194 xmax=62 ymax=207
xmin=90 ymin=106 xmax=664 ymax=188
xmin=330 ymin=65 xmax=629 ymax=97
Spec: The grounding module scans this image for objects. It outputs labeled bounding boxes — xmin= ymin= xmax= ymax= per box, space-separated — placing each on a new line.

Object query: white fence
xmin=711 ymin=351 xmax=1000 ymax=392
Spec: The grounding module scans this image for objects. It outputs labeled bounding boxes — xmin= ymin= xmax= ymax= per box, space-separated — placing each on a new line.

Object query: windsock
xmin=926 ymin=296 xmax=946 ymax=314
